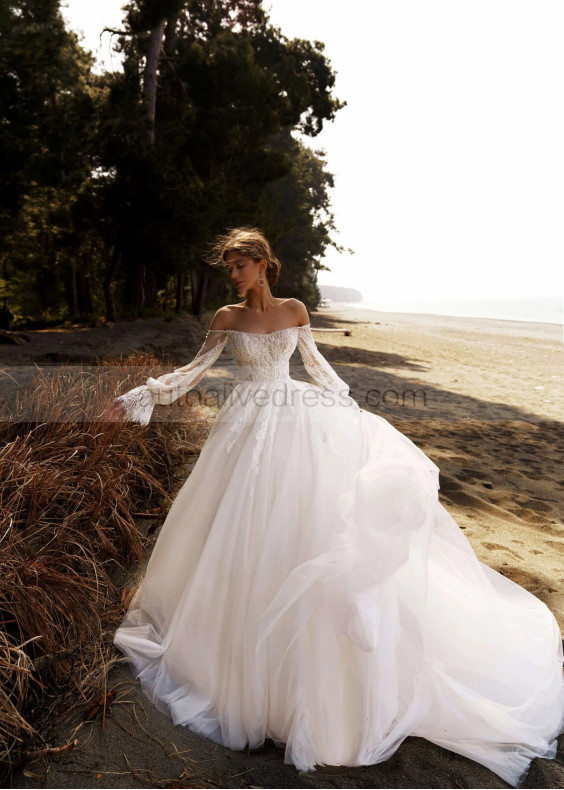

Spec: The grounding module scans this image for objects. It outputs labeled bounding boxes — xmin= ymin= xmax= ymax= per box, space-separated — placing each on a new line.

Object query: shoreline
xmin=318 ymin=301 xmax=563 ymax=339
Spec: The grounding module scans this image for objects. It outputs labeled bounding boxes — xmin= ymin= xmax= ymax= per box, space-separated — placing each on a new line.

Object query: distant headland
xmin=318 ymin=285 xmax=363 ymax=303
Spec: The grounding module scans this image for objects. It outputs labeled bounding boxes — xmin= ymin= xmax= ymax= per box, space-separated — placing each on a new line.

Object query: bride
xmin=104 ymin=227 xmax=564 ymax=787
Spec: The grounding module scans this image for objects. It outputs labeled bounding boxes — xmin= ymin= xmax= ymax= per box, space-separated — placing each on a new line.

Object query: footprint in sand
xmin=467 ymin=469 xmax=488 ymax=480
xmin=443 ymin=454 xmax=468 ymax=465
xmin=524 ymin=499 xmax=553 ymax=514
xmin=513 ymin=495 xmax=555 ymax=515
xmin=446 ymin=489 xmax=512 ymax=519
xmin=438 ymin=476 xmax=462 ymax=493
xmin=481 ymin=542 xmax=524 ymax=561
xmin=545 ymin=540 xmax=564 ymax=554
xmin=496 ymin=566 xmax=550 ymax=599
xmin=507 ymin=506 xmax=548 ymax=524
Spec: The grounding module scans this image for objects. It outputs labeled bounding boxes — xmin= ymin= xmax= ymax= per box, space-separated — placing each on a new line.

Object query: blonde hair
xmin=207 ymin=227 xmax=281 ymax=289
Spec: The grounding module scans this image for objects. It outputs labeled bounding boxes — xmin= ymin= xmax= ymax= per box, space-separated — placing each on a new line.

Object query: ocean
xmin=344 ymin=297 xmax=563 ymax=326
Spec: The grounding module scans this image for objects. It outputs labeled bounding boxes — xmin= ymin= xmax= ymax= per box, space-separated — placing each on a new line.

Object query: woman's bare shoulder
xmin=208 ymin=305 xmax=240 ymax=331
xmin=285 ymin=298 xmax=309 ymax=326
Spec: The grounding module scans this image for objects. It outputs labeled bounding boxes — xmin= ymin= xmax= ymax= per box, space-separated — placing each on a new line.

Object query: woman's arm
xmin=291 ymin=299 xmax=348 ymax=393
xmin=296 ymin=323 xmax=352 ymax=396
xmin=293 ymin=299 xmax=361 ymax=412
xmin=103 ymin=322 xmax=229 ymax=425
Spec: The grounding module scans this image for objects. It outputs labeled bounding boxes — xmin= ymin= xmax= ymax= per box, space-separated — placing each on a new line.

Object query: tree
xmin=101 ymin=0 xmax=345 ymax=316
xmin=260 ymin=129 xmax=348 ymax=305
xmin=0 ymin=0 xmax=347 ymax=323
xmin=0 ymin=0 xmax=101 ymax=321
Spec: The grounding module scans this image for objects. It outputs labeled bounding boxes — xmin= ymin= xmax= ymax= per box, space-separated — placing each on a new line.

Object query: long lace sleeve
xmin=297 ymin=324 xmax=355 ymax=401
xmin=115 ymin=329 xmax=229 ymax=425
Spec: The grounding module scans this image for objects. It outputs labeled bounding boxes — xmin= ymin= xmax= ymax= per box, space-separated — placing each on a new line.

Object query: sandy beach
xmin=7 ymin=304 xmax=564 ymax=788
xmin=310 ymin=305 xmax=564 ymax=634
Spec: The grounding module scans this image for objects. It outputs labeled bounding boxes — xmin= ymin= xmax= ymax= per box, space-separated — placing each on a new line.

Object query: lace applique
xmin=222 ymin=387 xmax=284 ymax=501
xmin=250 ymin=398 xmax=276 ymax=500
xmin=225 ymin=408 xmax=251 ymax=453
xmin=212 ymin=328 xmax=297 ymax=466
xmin=115 ymin=330 xmax=228 ymax=424
xmin=114 ymin=384 xmax=155 ymax=425
xmin=210 ymin=326 xmax=296 ymax=382
xmin=220 ymin=387 xmax=283 ymax=501
xmin=218 ymin=326 xmax=358 ymax=479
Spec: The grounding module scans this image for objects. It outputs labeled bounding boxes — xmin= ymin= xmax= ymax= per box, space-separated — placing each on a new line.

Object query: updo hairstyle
xmin=207 ymin=227 xmax=281 ymax=289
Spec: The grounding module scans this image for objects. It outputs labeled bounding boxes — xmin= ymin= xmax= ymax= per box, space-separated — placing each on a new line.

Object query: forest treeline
xmin=0 ymin=0 xmax=347 ymax=327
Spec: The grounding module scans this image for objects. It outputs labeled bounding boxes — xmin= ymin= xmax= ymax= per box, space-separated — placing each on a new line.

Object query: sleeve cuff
xmin=116 ymin=384 xmax=155 ymax=425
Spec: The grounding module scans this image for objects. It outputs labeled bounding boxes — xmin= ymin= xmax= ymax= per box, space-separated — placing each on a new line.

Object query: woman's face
xmin=224 ymin=251 xmax=263 ymax=294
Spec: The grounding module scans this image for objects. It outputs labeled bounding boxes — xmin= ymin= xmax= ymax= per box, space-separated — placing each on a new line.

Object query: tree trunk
xmin=123 ymin=255 xmax=144 ymax=311
xmin=103 ymin=245 xmax=120 ymax=322
xmin=142 ymin=264 xmax=158 ymax=308
xmin=190 ymin=269 xmax=209 ymax=319
xmin=76 ymin=269 xmax=93 ymax=314
xmin=175 ymin=271 xmax=185 ymax=314
xmin=69 ymin=262 xmax=78 ymax=316
xmin=123 ymin=259 xmax=159 ymax=313
xmin=143 ymin=19 xmax=167 ymax=146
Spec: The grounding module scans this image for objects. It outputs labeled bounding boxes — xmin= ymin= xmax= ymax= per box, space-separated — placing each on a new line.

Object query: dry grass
xmin=0 ymin=350 xmax=213 ymax=783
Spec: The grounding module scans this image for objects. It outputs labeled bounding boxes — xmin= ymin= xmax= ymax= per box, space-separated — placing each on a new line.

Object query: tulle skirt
xmin=114 ymin=376 xmax=564 ymax=787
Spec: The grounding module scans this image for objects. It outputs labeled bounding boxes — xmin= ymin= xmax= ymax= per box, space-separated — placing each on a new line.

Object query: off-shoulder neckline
xmin=207 ymin=323 xmax=310 ymax=336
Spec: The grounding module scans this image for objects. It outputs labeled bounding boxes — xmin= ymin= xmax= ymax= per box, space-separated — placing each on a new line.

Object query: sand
xmin=6 ymin=306 xmax=564 ymax=788
xmin=308 ymin=305 xmax=564 ymax=633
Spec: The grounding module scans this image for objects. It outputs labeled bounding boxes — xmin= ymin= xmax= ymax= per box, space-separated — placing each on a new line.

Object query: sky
xmin=61 ymin=0 xmax=563 ymax=301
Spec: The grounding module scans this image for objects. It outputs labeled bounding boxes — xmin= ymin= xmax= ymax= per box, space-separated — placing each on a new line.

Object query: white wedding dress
xmin=113 ymin=323 xmax=564 ymax=787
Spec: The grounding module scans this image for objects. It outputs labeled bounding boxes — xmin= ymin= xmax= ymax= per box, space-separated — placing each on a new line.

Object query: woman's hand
xmin=100 ymin=399 xmax=128 ymax=422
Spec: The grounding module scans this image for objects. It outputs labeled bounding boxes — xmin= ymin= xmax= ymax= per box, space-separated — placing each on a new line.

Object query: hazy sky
xmin=61 ymin=1 xmax=563 ymax=301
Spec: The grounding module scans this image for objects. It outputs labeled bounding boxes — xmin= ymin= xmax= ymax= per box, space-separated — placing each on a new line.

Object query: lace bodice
xmin=115 ymin=323 xmax=354 ymax=425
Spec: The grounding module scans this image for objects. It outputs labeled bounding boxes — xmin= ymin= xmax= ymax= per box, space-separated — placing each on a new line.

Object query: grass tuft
xmin=0 ymin=350 xmax=213 ymax=781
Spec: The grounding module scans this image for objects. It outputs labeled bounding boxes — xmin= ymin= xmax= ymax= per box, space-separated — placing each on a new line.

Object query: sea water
xmin=346 ymin=297 xmax=563 ymax=326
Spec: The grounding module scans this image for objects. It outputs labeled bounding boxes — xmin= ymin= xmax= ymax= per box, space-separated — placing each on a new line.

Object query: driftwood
xmin=311 ymin=327 xmax=352 ymax=336
xmin=33 ymin=648 xmax=77 ymax=671
xmin=22 ymin=738 xmax=78 ymax=763
xmin=0 ymin=330 xmax=28 ymax=344
xmin=84 ymin=689 xmax=117 ymax=721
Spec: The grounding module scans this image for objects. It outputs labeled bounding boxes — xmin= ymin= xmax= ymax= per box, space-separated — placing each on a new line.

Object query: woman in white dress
xmin=105 ymin=227 xmax=564 ymax=787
